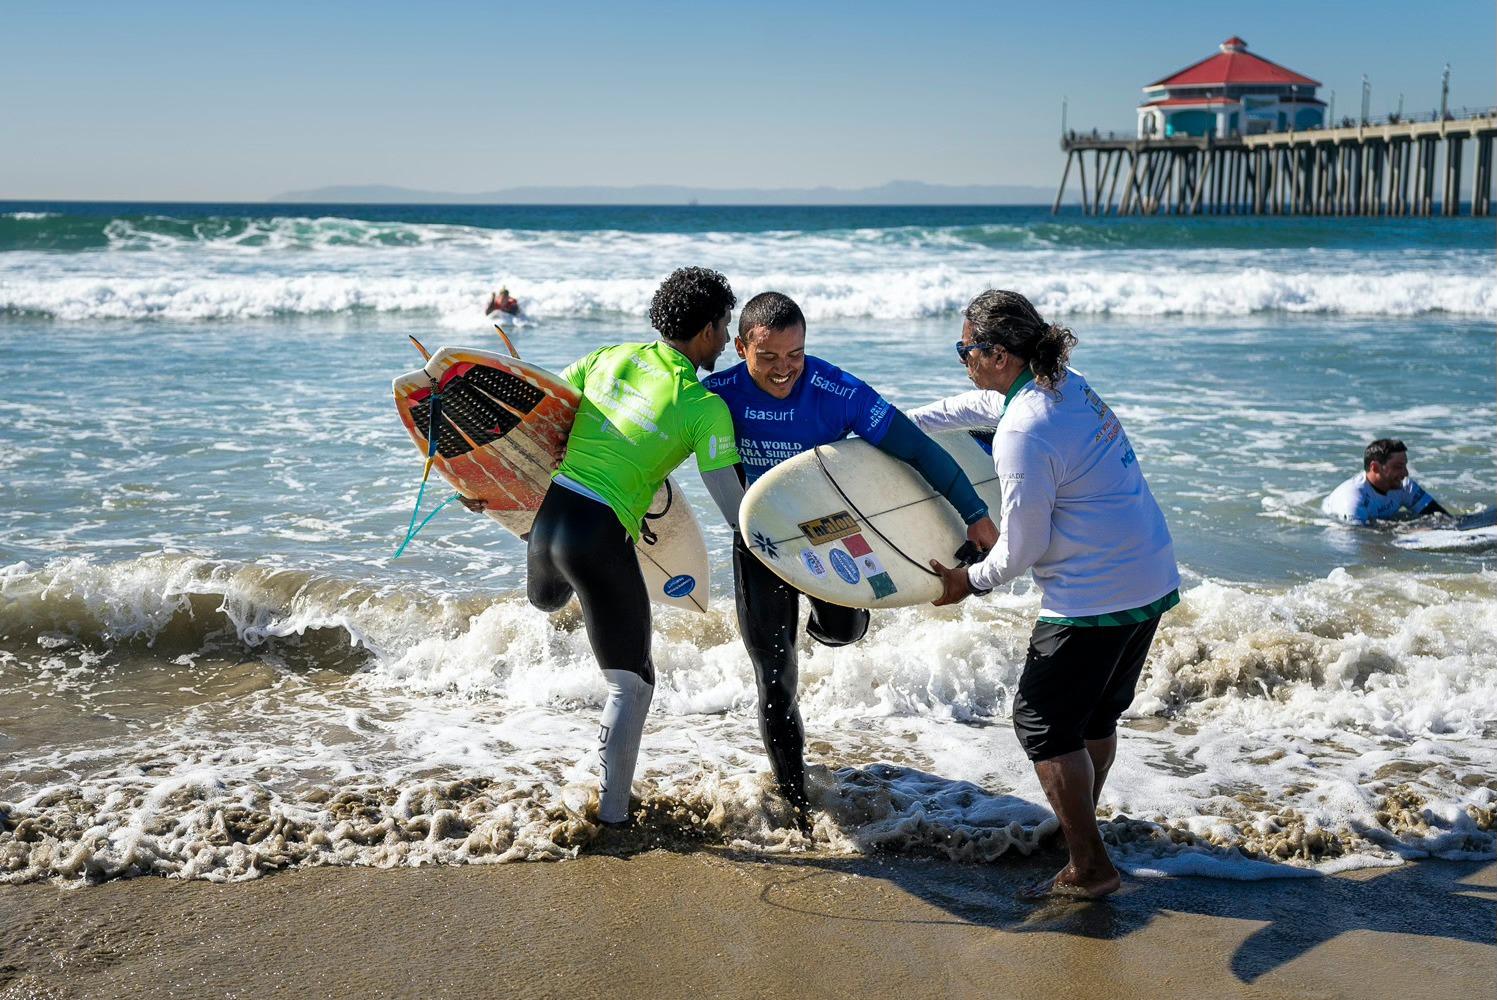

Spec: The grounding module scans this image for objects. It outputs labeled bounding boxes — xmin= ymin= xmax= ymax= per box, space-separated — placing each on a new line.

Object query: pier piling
xmin=1056 ymin=111 xmax=1497 ymax=216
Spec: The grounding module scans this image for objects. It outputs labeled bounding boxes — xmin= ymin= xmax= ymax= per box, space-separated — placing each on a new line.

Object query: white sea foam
xmin=4 ymin=265 xmax=1493 ymax=322
xmin=0 ymin=555 xmax=1492 ymax=884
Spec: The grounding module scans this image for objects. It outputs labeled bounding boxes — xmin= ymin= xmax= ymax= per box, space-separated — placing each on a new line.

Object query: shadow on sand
xmin=734 ymin=845 xmax=1495 ymax=984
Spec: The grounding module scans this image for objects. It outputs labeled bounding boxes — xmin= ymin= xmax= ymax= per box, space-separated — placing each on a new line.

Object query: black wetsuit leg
xmin=732 ymin=535 xmax=870 ymax=811
xmin=528 ymin=484 xmax=653 ymax=683
xmin=805 ymin=596 xmax=870 ymax=648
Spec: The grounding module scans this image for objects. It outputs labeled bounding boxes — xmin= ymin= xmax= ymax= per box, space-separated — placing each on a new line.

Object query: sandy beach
xmin=2 ymin=848 xmax=1492 ymax=1000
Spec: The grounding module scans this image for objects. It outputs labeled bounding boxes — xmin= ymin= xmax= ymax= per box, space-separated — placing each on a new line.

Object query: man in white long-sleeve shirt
xmin=912 ymin=289 xmax=1180 ymax=901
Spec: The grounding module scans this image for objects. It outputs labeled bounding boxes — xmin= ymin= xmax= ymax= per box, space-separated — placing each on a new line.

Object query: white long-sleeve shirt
xmin=910 ymin=369 xmax=1179 ymax=619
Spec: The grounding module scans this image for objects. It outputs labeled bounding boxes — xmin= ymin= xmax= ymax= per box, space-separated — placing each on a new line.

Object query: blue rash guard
xmin=702 ymin=356 xmax=988 ymax=524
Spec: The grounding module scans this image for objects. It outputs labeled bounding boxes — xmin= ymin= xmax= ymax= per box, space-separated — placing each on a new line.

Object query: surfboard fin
xmin=494 ymin=324 xmax=521 ymax=359
xmin=408 ymin=335 xmax=431 ymax=360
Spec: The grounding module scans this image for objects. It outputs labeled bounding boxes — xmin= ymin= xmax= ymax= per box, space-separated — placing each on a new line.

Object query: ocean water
xmin=1 ymin=202 xmax=1493 ymax=884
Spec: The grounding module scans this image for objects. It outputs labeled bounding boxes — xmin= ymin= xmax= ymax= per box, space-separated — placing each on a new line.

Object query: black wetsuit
xmin=703 ymin=358 xmax=989 ymax=816
xmin=732 ymin=533 xmax=868 ymax=812
xmin=527 ymin=482 xmax=659 ymax=824
xmin=528 ymin=483 xmax=653 ymax=682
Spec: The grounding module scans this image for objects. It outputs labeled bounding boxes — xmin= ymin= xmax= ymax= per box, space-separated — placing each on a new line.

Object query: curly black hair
xmin=648 ymin=267 xmax=736 ymax=342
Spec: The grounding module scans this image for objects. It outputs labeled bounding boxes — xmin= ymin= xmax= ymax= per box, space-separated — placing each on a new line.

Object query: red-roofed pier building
xmin=1054 ymin=37 xmax=1497 ymax=217
xmin=1138 ymin=37 xmax=1324 ymax=139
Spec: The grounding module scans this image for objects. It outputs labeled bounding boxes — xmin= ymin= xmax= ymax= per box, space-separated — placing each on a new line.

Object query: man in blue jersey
xmin=702 ymin=292 xmax=998 ymax=826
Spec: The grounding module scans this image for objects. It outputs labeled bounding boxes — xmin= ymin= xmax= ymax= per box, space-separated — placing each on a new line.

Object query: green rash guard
xmin=557 ymin=341 xmax=741 ymax=541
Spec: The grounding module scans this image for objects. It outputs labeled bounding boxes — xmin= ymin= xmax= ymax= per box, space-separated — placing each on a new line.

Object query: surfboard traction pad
xmin=407 ymin=364 xmax=547 ymax=459
xmin=397 ymin=353 xmax=576 ymax=515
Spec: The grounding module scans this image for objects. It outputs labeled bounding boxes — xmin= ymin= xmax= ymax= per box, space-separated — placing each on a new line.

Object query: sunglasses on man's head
xmin=955 ymin=341 xmax=998 ymax=363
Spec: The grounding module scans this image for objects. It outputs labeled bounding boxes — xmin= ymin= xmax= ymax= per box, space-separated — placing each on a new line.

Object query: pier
xmin=1054 ymin=109 xmax=1497 ymax=217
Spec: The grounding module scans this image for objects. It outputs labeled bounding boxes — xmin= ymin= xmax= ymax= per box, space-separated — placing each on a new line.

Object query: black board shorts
xmin=1012 ymin=616 xmax=1163 ymax=762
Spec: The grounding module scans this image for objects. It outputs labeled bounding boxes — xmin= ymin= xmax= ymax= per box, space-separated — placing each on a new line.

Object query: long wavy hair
xmin=964 ymin=290 xmax=1077 ymax=390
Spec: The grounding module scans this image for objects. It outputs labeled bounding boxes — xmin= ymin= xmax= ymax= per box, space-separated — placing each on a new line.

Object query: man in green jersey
xmin=470 ymin=267 xmax=744 ymax=826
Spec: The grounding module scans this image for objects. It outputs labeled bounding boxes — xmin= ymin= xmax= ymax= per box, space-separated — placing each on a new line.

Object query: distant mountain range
xmin=271 ymin=180 xmax=1071 ymax=205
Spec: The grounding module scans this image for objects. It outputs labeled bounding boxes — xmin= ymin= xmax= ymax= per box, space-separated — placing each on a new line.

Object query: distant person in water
xmin=485 ymin=287 xmax=521 ymax=316
xmin=1322 ymin=438 xmax=1448 ymax=524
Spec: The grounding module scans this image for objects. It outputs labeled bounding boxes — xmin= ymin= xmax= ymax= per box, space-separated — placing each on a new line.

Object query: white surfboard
xmin=393 ymin=346 xmax=712 ymax=613
xmin=1393 ymin=508 xmax=1497 ymax=551
xmin=738 ymin=430 xmax=1001 ymax=608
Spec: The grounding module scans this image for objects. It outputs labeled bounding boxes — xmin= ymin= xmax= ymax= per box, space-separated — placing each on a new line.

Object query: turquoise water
xmin=1 ymin=203 xmax=1491 ymax=584
xmin=0 ymin=202 xmax=1493 ymax=883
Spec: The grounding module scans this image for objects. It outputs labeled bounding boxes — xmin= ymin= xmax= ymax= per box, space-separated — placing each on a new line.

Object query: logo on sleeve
xmin=809 ymin=372 xmax=857 ymax=399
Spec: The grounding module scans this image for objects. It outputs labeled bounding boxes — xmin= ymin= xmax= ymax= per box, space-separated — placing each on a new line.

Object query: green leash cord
xmin=393 ymin=385 xmax=462 ymax=559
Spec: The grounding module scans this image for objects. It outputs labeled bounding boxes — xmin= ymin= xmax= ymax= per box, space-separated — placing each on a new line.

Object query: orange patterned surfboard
xmin=393 ymin=346 xmax=711 ymax=612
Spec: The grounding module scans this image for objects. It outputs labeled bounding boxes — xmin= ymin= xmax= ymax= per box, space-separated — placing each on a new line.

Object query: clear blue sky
xmin=4 ymin=0 xmax=1492 ymax=200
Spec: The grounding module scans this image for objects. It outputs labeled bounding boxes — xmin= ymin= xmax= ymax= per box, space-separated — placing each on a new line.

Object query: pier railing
xmin=1055 ymin=107 xmax=1497 ymax=215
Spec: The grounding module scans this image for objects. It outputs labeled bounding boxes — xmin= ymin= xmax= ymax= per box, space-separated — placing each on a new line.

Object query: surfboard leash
xmin=811 ymin=446 xmax=938 ymax=578
xmin=393 ymin=383 xmax=461 ymax=559
xmin=638 ymin=479 xmax=673 ymax=546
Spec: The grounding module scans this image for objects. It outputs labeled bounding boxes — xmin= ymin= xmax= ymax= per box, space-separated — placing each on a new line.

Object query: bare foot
xmin=1019 ymin=862 xmax=1121 ymax=901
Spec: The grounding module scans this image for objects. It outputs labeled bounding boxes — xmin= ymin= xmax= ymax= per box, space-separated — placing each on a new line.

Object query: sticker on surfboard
xmin=798 ymin=511 xmax=858 ymax=546
xmin=664 ymin=574 xmax=697 ymax=598
xmin=828 ymin=548 xmax=860 ymax=585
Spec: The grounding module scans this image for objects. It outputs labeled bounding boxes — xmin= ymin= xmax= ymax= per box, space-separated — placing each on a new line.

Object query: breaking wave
xmin=4 ymin=267 xmax=1493 ymax=323
xmin=0 ymin=555 xmax=1492 ymax=883
xmin=2 ymin=208 xmax=1491 ymax=323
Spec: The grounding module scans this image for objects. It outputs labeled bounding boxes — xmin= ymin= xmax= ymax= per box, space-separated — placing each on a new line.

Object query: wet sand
xmin=1 ymin=849 xmax=1492 ymax=1000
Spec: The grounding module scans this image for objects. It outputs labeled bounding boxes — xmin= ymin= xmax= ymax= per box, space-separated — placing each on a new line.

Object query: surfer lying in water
xmin=700 ymin=291 xmax=998 ymax=828
xmin=485 ymin=287 xmax=521 ymax=316
xmin=463 ymin=267 xmax=746 ymax=827
xmin=1322 ymin=438 xmax=1448 ymax=524
xmin=918 ymin=290 xmax=1179 ymax=900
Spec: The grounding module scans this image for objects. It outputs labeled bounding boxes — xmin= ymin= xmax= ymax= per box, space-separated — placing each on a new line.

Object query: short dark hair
xmin=737 ymin=291 xmax=806 ymax=341
xmin=648 ymin=267 xmax=736 ymax=342
xmin=1364 ymin=438 xmax=1407 ymax=470
xmin=964 ymin=289 xmax=1077 ymax=390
